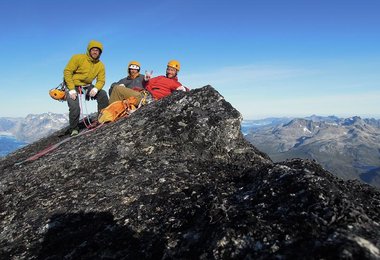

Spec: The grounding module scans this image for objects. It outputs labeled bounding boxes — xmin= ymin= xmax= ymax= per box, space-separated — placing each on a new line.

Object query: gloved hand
xmin=144 ymin=70 xmax=153 ymax=81
xmin=176 ymin=85 xmax=187 ymax=91
xmin=69 ymin=89 xmax=77 ymax=100
xmin=89 ymin=87 xmax=98 ymax=97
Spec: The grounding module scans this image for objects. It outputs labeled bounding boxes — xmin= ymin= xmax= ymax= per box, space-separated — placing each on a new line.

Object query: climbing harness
xmin=138 ymin=90 xmax=153 ymax=108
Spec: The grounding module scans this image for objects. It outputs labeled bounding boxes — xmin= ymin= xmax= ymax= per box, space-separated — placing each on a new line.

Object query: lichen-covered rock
xmin=0 ymin=86 xmax=379 ymax=259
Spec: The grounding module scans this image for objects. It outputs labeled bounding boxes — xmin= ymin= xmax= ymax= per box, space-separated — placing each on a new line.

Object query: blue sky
xmin=0 ymin=0 xmax=379 ymax=119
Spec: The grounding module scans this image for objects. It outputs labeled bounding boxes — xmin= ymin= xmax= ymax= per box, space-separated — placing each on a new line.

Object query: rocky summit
xmin=1 ymin=86 xmax=380 ymax=259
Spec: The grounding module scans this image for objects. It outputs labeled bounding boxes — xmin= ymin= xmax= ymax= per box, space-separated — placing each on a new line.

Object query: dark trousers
xmin=67 ymin=87 xmax=109 ymax=130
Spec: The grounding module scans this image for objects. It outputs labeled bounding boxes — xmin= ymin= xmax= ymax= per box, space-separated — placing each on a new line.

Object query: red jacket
xmin=146 ymin=76 xmax=183 ymax=100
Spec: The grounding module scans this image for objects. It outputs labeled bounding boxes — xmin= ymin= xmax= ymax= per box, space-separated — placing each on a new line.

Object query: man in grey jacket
xmin=108 ymin=61 xmax=152 ymax=103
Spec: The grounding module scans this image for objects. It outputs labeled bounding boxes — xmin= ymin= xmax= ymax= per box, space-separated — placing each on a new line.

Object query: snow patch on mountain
xmin=303 ymin=127 xmax=311 ymax=134
xmin=0 ymin=113 xmax=69 ymax=143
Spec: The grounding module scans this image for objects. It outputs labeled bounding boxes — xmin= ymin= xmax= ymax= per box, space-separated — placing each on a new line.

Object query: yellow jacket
xmin=64 ymin=40 xmax=105 ymax=91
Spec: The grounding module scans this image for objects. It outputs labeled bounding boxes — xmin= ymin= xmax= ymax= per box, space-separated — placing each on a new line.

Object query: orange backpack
xmin=98 ymin=97 xmax=138 ymax=123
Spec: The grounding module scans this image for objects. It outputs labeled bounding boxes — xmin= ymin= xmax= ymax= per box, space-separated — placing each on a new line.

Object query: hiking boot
xmin=71 ymin=129 xmax=79 ymax=136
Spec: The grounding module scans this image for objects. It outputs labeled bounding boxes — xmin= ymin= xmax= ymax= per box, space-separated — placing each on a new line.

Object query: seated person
xmin=108 ymin=61 xmax=147 ymax=103
xmin=109 ymin=60 xmax=188 ymax=104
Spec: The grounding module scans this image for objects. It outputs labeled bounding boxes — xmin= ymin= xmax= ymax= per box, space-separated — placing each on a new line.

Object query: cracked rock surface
xmin=1 ymin=86 xmax=380 ymax=259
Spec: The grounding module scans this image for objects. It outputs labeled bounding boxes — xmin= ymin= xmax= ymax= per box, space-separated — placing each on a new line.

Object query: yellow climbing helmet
xmin=49 ymin=83 xmax=66 ymax=101
xmin=167 ymin=60 xmax=180 ymax=71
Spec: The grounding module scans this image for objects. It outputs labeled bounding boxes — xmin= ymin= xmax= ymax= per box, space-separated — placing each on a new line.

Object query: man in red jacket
xmin=108 ymin=60 xmax=188 ymax=105
xmin=145 ymin=60 xmax=188 ymax=100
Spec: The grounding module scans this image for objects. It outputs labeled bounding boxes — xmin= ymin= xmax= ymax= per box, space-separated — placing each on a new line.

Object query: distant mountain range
xmin=244 ymin=115 xmax=380 ymax=188
xmin=0 ymin=112 xmax=68 ymax=142
xmin=0 ymin=113 xmax=69 ymax=157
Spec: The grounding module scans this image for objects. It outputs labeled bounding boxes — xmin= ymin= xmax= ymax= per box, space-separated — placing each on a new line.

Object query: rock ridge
xmin=0 ymin=86 xmax=379 ymax=259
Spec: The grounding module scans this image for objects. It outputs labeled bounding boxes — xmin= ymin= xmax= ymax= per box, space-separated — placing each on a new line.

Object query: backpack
xmin=98 ymin=97 xmax=138 ymax=123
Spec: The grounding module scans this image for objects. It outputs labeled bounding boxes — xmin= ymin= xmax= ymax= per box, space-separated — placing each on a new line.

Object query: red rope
xmin=15 ymin=123 xmax=104 ymax=165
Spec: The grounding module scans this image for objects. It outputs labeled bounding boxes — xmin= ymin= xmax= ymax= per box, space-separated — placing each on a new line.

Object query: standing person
xmin=108 ymin=61 xmax=148 ymax=103
xmin=64 ymin=40 xmax=109 ymax=136
xmin=109 ymin=60 xmax=188 ymax=104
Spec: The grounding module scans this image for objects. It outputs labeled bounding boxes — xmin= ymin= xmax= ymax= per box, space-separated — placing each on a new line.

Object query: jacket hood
xmin=87 ymin=40 xmax=103 ymax=55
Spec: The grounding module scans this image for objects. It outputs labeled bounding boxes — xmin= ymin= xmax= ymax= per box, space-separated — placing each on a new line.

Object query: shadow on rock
xmin=33 ymin=211 xmax=163 ymax=259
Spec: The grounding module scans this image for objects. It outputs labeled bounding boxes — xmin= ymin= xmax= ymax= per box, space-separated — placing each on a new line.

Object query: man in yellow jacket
xmin=64 ymin=40 xmax=109 ymax=136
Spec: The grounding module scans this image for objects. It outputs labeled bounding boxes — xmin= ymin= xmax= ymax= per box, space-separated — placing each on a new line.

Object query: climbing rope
xmin=78 ymin=86 xmax=95 ymax=129
xmin=14 ymin=122 xmax=104 ymax=166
